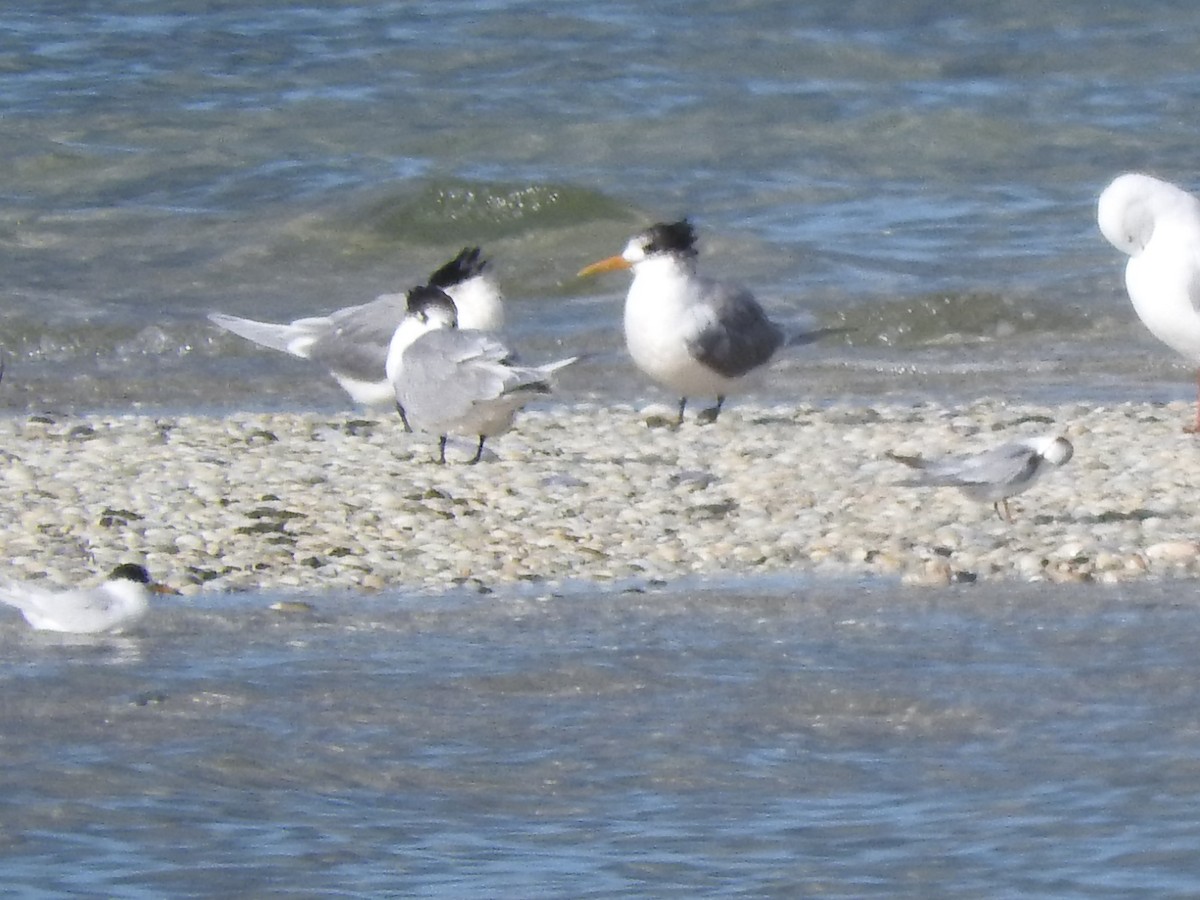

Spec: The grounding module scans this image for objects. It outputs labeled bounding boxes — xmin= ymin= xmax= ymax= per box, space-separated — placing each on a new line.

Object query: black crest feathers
xmin=427 ymin=247 xmax=488 ymax=289
xmin=641 ymin=220 xmax=698 ymax=257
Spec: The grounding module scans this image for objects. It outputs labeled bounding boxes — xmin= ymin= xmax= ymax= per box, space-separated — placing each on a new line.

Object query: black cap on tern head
xmin=640 ymin=220 xmax=698 ymax=257
xmin=405 ymin=284 xmax=459 ymax=325
xmin=427 ymin=247 xmax=488 ymax=289
xmin=109 ymin=563 xmax=152 ymax=584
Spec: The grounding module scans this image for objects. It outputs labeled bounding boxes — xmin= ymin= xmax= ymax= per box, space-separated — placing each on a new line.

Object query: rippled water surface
xmin=2 ymin=579 xmax=1200 ymax=896
xmin=3 ymin=1 xmax=1200 ymax=409
xmin=5 ymin=4 xmax=1200 ymax=895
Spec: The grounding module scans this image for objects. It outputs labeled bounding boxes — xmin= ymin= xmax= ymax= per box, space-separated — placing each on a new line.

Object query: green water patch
xmin=254 ymin=177 xmax=646 ymax=296
xmin=356 ymin=179 xmax=636 ymax=249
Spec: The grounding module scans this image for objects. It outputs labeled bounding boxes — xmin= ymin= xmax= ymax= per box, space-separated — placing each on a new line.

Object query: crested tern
xmin=0 ymin=563 xmax=174 ymax=634
xmin=386 ymin=284 xmax=575 ymax=464
xmin=888 ymin=434 xmax=1073 ymax=522
xmin=578 ymin=220 xmax=818 ymax=425
xmin=209 ymin=247 xmax=503 ymax=406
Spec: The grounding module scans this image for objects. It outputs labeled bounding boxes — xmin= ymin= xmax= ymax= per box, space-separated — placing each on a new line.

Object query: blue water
xmin=4 ymin=3 xmax=1200 ymax=895
xmin=2 ymin=579 xmax=1200 ymax=897
xmin=1 ymin=1 xmax=1199 ymax=409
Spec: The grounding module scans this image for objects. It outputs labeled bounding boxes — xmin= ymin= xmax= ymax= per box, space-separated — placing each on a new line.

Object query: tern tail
xmin=208 ymin=313 xmax=316 ymax=358
xmin=885 ymin=450 xmax=929 ymax=469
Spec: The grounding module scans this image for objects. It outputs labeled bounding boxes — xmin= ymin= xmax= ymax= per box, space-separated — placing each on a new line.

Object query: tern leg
xmin=396 ymin=403 xmax=413 ymax=433
xmin=436 ymin=435 xmax=448 ymax=465
xmin=467 ymin=436 xmax=486 ymax=465
xmin=676 ymin=397 xmax=687 ymax=426
xmin=696 ymin=395 xmax=725 ymax=425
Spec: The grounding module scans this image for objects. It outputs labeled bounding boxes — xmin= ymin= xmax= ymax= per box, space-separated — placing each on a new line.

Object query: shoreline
xmin=2 ymin=398 xmax=1199 ymax=595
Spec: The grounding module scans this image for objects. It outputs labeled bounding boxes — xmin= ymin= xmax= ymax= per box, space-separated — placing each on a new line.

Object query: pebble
xmin=1144 ymin=540 xmax=1200 ymax=563
xmin=0 ymin=399 xmax=1198 ymax=594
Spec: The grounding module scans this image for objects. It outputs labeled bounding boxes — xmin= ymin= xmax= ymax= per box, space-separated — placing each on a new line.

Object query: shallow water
xmin=5 ymin=5 xmax=1200 ymax=895
xmin=3 ymin=1 xmax=1200 ymax=410
xmin=1 ymin=577 xmax=1198 ymax=896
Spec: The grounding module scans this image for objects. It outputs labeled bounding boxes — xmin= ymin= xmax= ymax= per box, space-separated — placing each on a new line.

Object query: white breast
xmin=622 ymin=258 xmax=756 ymax=397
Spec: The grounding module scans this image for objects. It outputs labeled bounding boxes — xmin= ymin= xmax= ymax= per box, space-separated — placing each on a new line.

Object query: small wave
xmin=238 ymin=177 xmax=646 ymax=297
xmin=334 ymin=178 xmax=636 ymax=249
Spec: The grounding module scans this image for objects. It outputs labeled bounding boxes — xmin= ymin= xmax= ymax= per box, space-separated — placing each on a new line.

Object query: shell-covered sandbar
xmin=2 ymin=398 xmax=1199 ymax=595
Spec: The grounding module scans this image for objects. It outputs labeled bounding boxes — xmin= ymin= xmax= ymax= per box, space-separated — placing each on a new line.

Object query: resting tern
xmin=386 ymin=284 xmax=576 ymax=464
xmin=208 ymin=247 xmax=504 ymax=406
xmin=1098 ymin=173 xmax=1200 ymax=432
xmin=0 ymin=563 xmax=174 ymax=634
xmin=578 ymin=220 xmax=823 ymax=425
xmin=888 ymin=434 xmax=1073 ymax=522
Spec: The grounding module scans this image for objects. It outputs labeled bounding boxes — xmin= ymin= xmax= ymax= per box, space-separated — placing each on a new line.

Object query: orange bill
xmin=577 ymin=255 xmax=632 ymax=278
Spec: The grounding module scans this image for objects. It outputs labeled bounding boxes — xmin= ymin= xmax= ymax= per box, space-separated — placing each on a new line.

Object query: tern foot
xmin=695 ymin=395 xmax=725 ymax=425
xmin=644 ymin=413 xmax=681 ymax=430
xmin=641 ymin=403 xmax=684 ymax=429
xmin=467 ymin=436 xmax=486 ymax=465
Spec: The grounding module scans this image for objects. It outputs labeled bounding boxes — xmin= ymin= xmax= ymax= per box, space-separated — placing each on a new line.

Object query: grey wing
xmin=0 ymin=582 xmax=111 ymax=626
xmin=924 ymin=443 xmax=1040 ymax=487
xmin=685 ymin=279 xmax=784 ymax=377
xmin=397 ymin=331 xmax=532 ymax=425
xmin=207 ymin=312 xmax=322 ymax=357
xmin=307 ymin=293 xmax=409 ymax=380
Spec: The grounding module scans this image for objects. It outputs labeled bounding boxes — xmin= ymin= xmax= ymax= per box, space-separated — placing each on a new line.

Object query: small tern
xmin=1098 ymin=173 xmax=1200 ymax=432
xmin=888 ymin=434 xmax=1073 ymax=522
xmin=386 ymin=284 xmax=575 ymax=464
xmin=578 ymin=220 xmax=826 ymax=425
xmin=0 ymin=563 xmax=174 ymax=634
xmin=208 ymin=247 xmax=504 ymax=406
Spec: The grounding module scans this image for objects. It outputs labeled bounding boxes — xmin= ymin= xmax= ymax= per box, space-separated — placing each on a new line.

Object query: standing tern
xmin=578 ymin=220 xmax=819 ymax=425
xmin=0 ymin=563 xmax=174 ymax=634
xmin=386 ymin=284 xmax=576 ymax=464
xmin=208 ymin=247 xmax=504 ymax=406
xmin=1098 ymin=173 xmax=1200 ymax=432
xmin=888 ymin=434 xmax=1073 ymax=522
